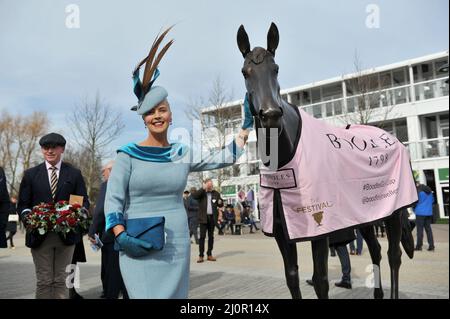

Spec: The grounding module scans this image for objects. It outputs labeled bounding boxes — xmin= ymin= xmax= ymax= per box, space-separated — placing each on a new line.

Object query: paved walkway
xmin=0 ymin=224 xmax=448 ymax=299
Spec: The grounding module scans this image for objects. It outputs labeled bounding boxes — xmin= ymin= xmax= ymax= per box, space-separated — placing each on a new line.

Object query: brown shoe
xmin=197 ymin=257 xmax=204 ymax=263
xmin=207 ymin=256 xmax=217 ymax=261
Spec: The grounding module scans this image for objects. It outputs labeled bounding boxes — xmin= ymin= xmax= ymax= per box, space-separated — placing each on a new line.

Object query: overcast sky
xmin=0 ymin=0 xmax=448 ymax=161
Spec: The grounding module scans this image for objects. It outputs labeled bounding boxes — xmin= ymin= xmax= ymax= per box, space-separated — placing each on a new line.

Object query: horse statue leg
xmin=273 ymin=190 xmax=301 ymax=299
xmin=359 ymin=225 xmax=384 ymax=299
xmin=384 ymin=210 xmax=403 ymax=299
xmin=311 ymin=238 xmax=329 ymax=299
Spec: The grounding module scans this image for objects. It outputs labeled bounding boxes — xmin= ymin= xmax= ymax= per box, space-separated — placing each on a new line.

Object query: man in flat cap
xmin=17 ymin=132 xmax=90 ymax=299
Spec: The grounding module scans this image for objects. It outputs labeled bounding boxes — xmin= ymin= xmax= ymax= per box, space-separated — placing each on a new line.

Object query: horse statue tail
xmin=400 ymin=208 xmax=415 ymax=259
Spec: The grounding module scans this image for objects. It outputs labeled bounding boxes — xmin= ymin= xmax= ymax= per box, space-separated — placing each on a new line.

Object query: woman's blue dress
xmin=104 ymin=141 xmax=243 ymax=298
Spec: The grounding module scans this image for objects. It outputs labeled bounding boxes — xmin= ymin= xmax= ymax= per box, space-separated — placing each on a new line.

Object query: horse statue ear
xmin=267 ymin=22 xmax=279 ymax=56
xmin=237 ymin=25 xmax=251 ymax=58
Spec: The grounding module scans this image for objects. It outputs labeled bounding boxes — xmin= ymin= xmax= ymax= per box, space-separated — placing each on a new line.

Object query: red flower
xmin=67 ymin=217 xmax=77 ymax=227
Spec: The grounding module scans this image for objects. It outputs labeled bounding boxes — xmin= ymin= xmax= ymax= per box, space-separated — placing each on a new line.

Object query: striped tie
xmin=50 ymin=166 xmax=58 ymax=200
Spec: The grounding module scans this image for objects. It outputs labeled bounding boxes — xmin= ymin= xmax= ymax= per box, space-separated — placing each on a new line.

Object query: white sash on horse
xmin=259 ymin=109 xmax=418 ymax=241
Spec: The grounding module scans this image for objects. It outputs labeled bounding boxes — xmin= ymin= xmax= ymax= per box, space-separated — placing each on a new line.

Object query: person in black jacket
xmin=17 ymin=133 xmax=90 ymax=299
xmin=88 ymin=161 xmax=128 ymax=299
xmin=5 ymin=196 xmax=18 ymax=249
xmin=185 ymin=187 xmax=199 ymax=244
xmin=191 ymin=179 xmax=224 ymax=263
xmin=0 ymin=167 xmax=11 ymax=248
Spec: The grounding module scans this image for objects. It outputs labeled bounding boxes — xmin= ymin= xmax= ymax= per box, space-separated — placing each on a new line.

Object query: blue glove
xmin=115 ymin=231 xmax=153 ymax=257
xmin=241 ymin=93 xmax=254 ymax=130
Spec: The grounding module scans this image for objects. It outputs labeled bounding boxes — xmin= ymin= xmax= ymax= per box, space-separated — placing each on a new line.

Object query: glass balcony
xmin=298 ymin=76 xmax=448 ymax=119
xmin=414 ymin=77 xmax=449 ymax=101
xmin=302 ymin=84 xmax=412 ymax=119
xmin=405 ymin=137 xmax=449 ymax=160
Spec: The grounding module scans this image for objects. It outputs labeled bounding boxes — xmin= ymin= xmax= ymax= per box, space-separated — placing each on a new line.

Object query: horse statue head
xmin=237 ymin=23 xmax=301 ymax=169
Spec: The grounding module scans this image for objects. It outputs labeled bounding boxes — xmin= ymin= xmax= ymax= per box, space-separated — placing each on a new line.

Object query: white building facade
xmin=198 ymin=51 xmax=449 ymax=219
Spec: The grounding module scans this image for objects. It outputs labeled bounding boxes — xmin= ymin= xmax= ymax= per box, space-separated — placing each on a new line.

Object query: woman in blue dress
xmin=104 ymin=27 xmax=253 ymax=298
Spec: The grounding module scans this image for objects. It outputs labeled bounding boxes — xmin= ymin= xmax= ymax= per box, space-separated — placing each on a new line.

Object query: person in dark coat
xmin=185 ymin=187 xmax=199 ymax=244
xmin=5 ymin=197 xmax=18 ymax=248
xmin=0 ymin=167 xmax=11 ymax=248
xmin=88 ymin=161 xmax=128 ymax=299
xmin=17 ymin=133 xmax=90 ymax=299
xmin=191 ymin=179 xmax=224 ymax=262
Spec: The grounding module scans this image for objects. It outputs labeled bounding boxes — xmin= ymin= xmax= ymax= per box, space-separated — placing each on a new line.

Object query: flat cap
xmin=39 ymin=133 xmax=66 ymax=147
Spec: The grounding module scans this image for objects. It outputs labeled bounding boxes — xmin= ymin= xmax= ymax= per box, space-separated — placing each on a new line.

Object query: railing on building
xmin=405 ymin=137 xmax=449 ymax=161
xmin=300 ymin=77 xmax=449 ymax=119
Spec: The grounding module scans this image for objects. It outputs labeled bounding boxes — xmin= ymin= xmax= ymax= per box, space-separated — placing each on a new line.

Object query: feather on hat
xmin=131 ymin=26 xmax=174 ymax=115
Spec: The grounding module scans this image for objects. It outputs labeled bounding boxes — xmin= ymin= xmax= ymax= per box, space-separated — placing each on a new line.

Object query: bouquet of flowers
xmin=24 ymin=201 xmax=91 ymax=237
xmin=53 ymin=201 xmax=91 ymax=238
xmin=24 ymin=203 xmax=57 ymax=235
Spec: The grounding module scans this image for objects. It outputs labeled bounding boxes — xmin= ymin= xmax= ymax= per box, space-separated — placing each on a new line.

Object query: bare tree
xmin=67 ymin=92 xmax=124 ymax=200
xmin=20 ymin=112 xmax=49 ymax=171
xmin=342 ymin=51 xmax=397 ymax=126
xmin=64 ymin=147 xmax=102 ymax=202
xmin=185 ymin=76 xmax=241 ymax=191
xmin=0 ymin=111 xmax=49 ymax=195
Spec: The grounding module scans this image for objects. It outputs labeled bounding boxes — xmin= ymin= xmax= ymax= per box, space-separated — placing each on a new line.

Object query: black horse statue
xmin=236 ymin=23 xmax=415 ymax=299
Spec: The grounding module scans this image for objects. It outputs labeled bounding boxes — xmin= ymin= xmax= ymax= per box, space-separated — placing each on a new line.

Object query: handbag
xmin=8 ymin=214 xmax=19 ymax=222
xmin=117 ymin=216 xmax=166 ymax=251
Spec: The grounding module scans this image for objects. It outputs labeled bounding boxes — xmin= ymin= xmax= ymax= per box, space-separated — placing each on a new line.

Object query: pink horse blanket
xmin=259 ymin=109 xmax=417 ymax=241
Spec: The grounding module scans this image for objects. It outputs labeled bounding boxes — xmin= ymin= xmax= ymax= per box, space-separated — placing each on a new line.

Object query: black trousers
xmin=199 ymin=215 xmax=215 ymax=257
xmin=0 ymin=213 xmax=8 ymax=248
xmin=415 ymin=215 xmax=435 ymax=249
xmin=101 ymin=242 xmax=128 ymax=299
xmin=6 ymin=230 xmax=16 ymax=246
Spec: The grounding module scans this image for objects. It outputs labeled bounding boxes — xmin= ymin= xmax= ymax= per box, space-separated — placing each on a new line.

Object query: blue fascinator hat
xmin=131 ymin=26 xmax=174 ymax=115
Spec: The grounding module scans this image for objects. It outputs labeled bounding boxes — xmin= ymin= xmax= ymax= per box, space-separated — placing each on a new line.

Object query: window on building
xmin=392 ymin=68 xmax=408 ymax=86
xmin=394 ymin=120 xmax=408 ymax=142
xmin=345 ymin=78 xmax=360 ymax=96
xmin=232 ymin=165 xmax=241 ymax=177
xmin=325 ymin=102 xmax=333 ymax=117
xmin=368 ymin=74 xmax=380 ymax=91
xmin=311 ymin=88 xmax=321 ymax=103
xmin=248 ymin=163 xmax=259 ymax=176
xmin=313 ymin=104 xmax=322 ymax=118
xmin=368 ymin=92 xmax=381 ymax=109
xmin=346 ymin=96 xmax=356 ymax=113
xmin=375 ymin=119 xmax=408 ymax=142
xmin=421 ymin=63 xmax=433 ymax=81
xmin=380 ymin=71 xmax=392 ymax=89
xmin=290 ymin=92 xmax=301 ymax=106
xmin=412 ymin=60 xmax=446 ymax=82
xmin=322 ymin=83 xmax=342 ymax=100
xmin=301 ymin=90 xmax=311 ymax=105
xmin=380 ymin=122 xmax=394 ymax=134
xmin=440 ymin=114 xmax=449 ymax=137
xmin=423 ymin=115 xmax=438 ymax=139
xmin=435 ymin=59 xmax=449 ymax=79
xmin=247 ymin=142 xmax=257 ymax=161
xmin=334 ymin=100 xmax=342 ymax=115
